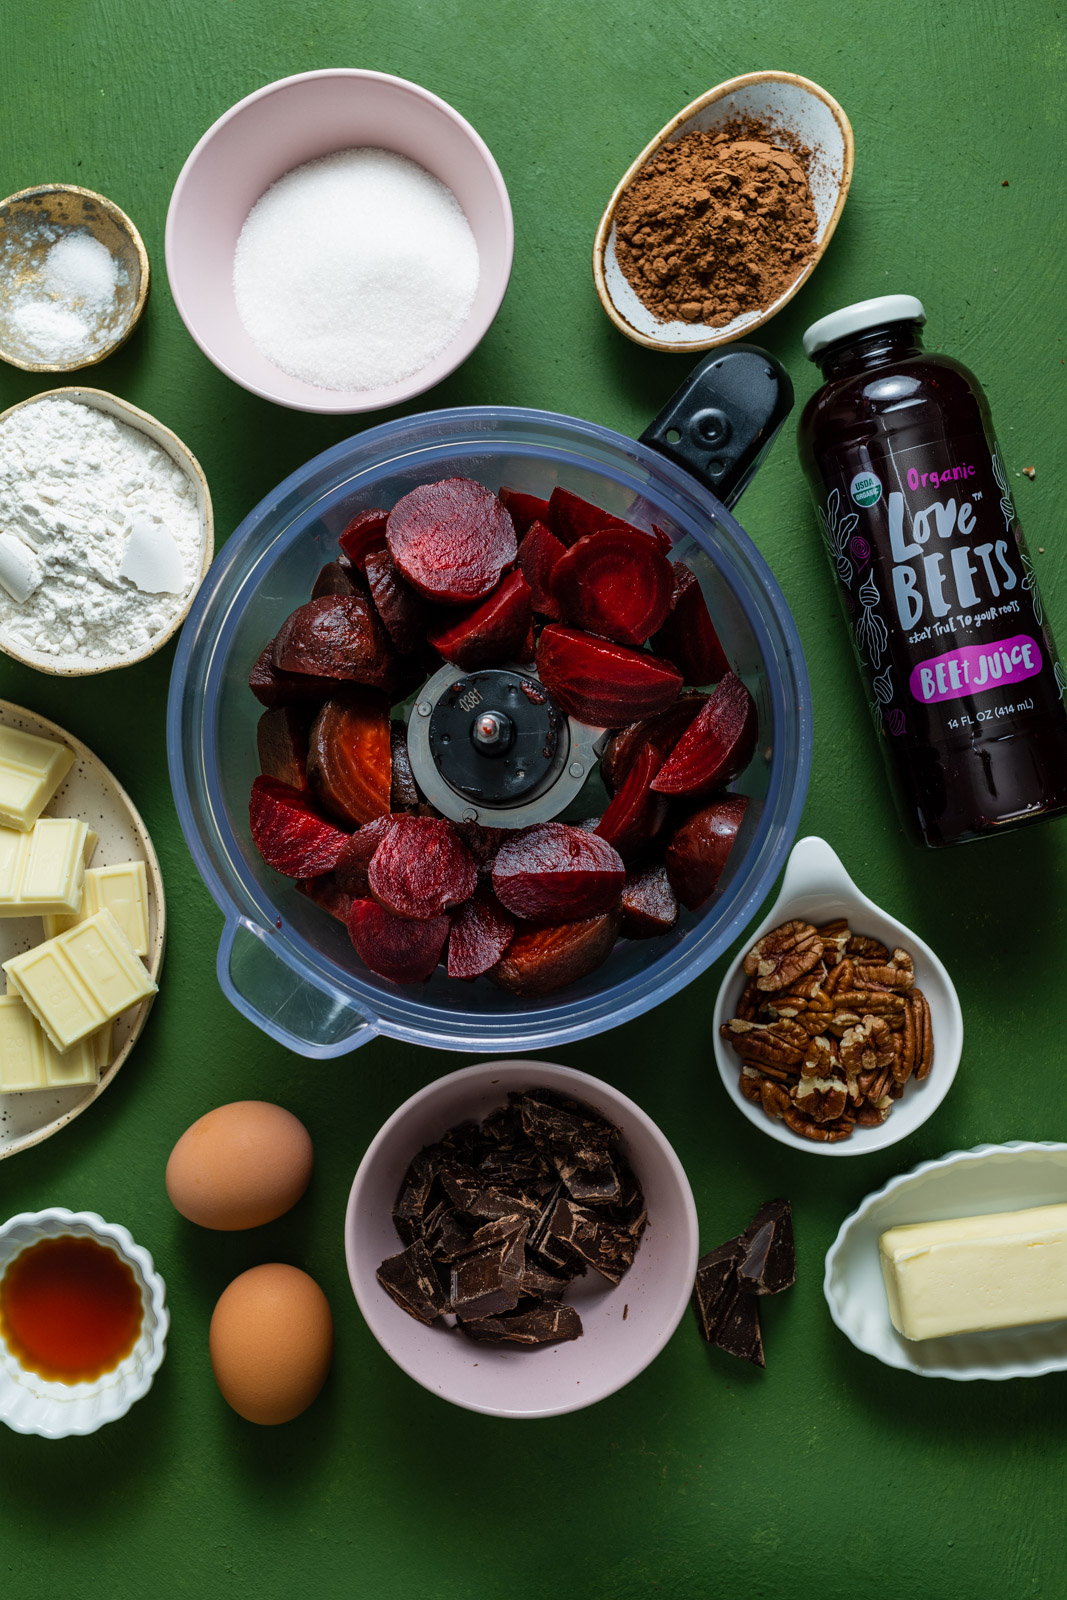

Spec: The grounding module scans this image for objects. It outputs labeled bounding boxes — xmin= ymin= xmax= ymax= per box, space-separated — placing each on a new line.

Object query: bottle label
xmin=817 ymin=435 xmax=1065 ymax=744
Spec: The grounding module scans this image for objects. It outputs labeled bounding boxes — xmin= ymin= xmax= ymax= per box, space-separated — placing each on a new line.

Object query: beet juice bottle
xmin=798 ymin=294 xmax=1067 ymax=847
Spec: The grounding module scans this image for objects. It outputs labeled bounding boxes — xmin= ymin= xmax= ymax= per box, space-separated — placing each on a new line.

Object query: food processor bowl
xmin=167 ymin=406 xmax=812 ymax=1058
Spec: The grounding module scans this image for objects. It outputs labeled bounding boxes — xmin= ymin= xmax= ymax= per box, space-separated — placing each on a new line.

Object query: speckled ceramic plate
xmin=0 ymin=701 xmax=165 ymax=1159
xmin=824 ymin=1142 xmax=1067 ymax=1379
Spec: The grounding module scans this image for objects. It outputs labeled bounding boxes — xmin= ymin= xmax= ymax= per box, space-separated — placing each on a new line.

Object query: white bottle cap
xmin=802 ymin=295 xmax=926 ymax=359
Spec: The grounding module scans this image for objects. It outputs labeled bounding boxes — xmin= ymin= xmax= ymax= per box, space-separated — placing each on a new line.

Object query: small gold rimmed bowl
xmin=0 ymin=184 xmax=150 ymax=372
xmin=594 ymin=71 xmax=854 ymax=353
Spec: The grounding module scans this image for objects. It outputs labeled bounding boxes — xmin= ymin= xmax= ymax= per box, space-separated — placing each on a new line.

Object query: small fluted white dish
xmin=0 ymin=1207 xmax=168 ymax=1437
xmin=712 ymin=835 xmax=963 ymax=1155
xmin=824 ymin=1142 xmax=1067 ymax=1380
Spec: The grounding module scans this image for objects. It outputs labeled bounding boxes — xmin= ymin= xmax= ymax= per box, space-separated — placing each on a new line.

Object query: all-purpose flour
xmin=0 ymin=398 xmax=202 ymax=666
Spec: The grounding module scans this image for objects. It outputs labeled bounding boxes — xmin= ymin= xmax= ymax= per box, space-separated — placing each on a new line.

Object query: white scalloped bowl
xmin=0 ymin=1208 xmax=168 ymax=1436
xmin=824 ymin=1142 xmax=1067 ymax=1379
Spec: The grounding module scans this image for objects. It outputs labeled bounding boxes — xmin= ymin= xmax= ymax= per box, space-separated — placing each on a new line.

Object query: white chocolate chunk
xmin=880 ymin=1204 xmax=1067 ymax=1341
xmin=0 ymin=993 xmax=98 ymax=1092
xmin=0 ymin=817 xmax=95 ymax=916
xmin=3 ymin=908 xmax=156 ymax=1051
xmin=0 ymin=725 xmax=74 ymax=832
xmin=118 ymin=516 xmax=186 ymax=594
xmin=41 ymin=860 xmax=149 ymax=955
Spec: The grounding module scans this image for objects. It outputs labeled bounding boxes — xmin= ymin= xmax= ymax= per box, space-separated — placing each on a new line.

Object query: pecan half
xmin=816 ymin=920 xmax=850 ymax=967
xmin=742 ymin=920 xmax=823 ymax=992
xmin=782 ymin=1107 xmax=853 ymax=1143
xmin=839 ymin=1015 xmax=895 ymax=1078
xmin=853 ymin=949 xmax=915 ymax=991
xmin=830 ymin=989 xmax=907 ymax=1029
xmin=759 ymin=1079 xmax=792 ymax=1121
xmin=721 ymin=1017 xmax=808 ymax=1069
xmin=847 ymin=934 xmax=889 ymax=961
xmin=911 ymin=989 xmax=934 ymax=1080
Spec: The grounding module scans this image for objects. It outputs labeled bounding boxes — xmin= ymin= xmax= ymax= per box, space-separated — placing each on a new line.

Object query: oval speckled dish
xmin=824 ymin=1142 xmax=1067 ymax=1379
xmin=0 ymin=701 xmax=166 ymax=1160
xmin=0 ymin=1208 xmax=168 ymax=1437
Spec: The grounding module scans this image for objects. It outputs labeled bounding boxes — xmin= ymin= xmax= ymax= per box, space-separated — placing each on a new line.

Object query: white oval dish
xmin=712 ymin=835 xmax=963 ymax=1155
xmin=0 ymin=387 xmax=213 ymax=676
xmin=0 ymin=700 xmax=166 ymax=1160
xmin=0 ymin=1207 xmax=168 ymax=1436
xmin=594 ymin=71 xmax=853 ymax=352
xmin=824 ymin=1142 xmax=1067 ymax=1380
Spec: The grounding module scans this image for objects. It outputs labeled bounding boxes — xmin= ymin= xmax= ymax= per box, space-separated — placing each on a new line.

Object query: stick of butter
xmin=3 ymin=908 xmax=157 ymax=1052
xmin=42 ymin=860 xmax=150 ymax=955
xmin=0 ymin=726 xmax=75 ymax=832
xmin=880 ymin=1204 xmax=1067 ymax=1341
xmin=0 ymin=994 xmax=98 ymax=1092
xmin=0 ymin=818 xmax=96 ymax=917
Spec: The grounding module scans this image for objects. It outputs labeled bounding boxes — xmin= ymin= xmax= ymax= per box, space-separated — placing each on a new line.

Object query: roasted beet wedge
xmin=295 ymin=875 xmax=354 ymax=925
xmin=536 ymin=625 xmax=683 ymax=727
xmin=335 ymin=815 xmax=396 ymax=897
xmin=272 ymin=595 xmax=396 ymax=690
xmin=454 ymin=821 xmax=508 ymax=878
xmin=489 ymin=909 xmax=621 ymax=996
xmin=364 ymin=549 xmax=430 ymax=655
xmin=594 ymin=745 xmax=669 ymax=861
xmin=600 ymin=694 xmax=708 ymax=793
xmin=665 ymin=794 xmax=749 ymax=910
xmin=338 ymin=508 xmax=389 ymax=569
xmin=307 ymin=692 xmax=391 ymax=827
xmin=491 ymin=822 xmax=624 ymax=923
xmin=368 ymin=814 xmax=477 ymax=920
xmin=391 ymin=723 xmax=420 ymax=810
xmin=447 ymin=886 xmax=515 ymax=980
xmin=499 ymin=488 xmax=552 ymax=535
xmin=312 ymin=561 xmax=359 ymax=599
xmin=249 ymin=777 xmax=349 ymax=878
xmin=620 ymin=862 xmax=679 ymax=938
xmin=428 ymin=570 xmax=533 ymax=670
xmin=552 ymin=529 xmax=674 ymax=647
xmin=547 ymin=487 xmax=649 ymax=548
xmin=651 ymin=562 xmax=730 ymax=686
xmin=651 ymin=672 xmax=758 ymax=796
xmin=387 ymin=478 xmax=517 ymax=605
xmin=249 ymin=643 xmax=337 ymax=710
xmin=348 ymin=899 xmax=450 ymax=984
xmin=517 ymin=521 xmax=565 ymax=619
xmin=257 ymin=706 xmax=309 ymax=792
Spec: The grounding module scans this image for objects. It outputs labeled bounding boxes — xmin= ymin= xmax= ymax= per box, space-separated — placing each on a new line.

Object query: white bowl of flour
xmin=0 ymin=389 xmax=213 ymax=675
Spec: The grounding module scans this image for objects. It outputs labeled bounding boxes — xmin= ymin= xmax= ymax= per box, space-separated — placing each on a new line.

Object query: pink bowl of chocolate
xmin=345 ymin=1060 xmax=698 ymax=1418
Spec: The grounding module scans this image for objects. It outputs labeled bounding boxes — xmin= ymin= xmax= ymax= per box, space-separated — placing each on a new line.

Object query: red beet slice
xmin=652 ymin=672 xmax=758 ymax=796
xmin=429 ymin=570 xmax=532 ymax=670
xmin=249 ymin=643 xmax=337 ymax=710
xmin=499 ymin=488 xmax=552 ymax=535
xmin=391 ymin=722 xmax=420 ymax=810
xmin=620 ymin=862 xmax=679 ymax=938
xmin=335 ymin=815 xmax=396 ymax=897
xmin=594 ymin=745 xmax=669 ymax=861
xmin=272 ymin=595 xmax=395 ymax=690
xmin=311 ymin=561 xmax=359 ymax=599
xmin=552 ymin=529 xmax=674 ymax=647
xmin=368 ymin=814 xmax=477 ymax=920
xmin=295 ymin=874 xmax=354 ymax=925
xmin=489 ymin=910 xmax=620 ymax=996
xmin=665 ymin=794 xmax=749 ymax=910
xmin=257 ymin=706 xmax=309 ymax=792
xmin=600 ymin=694 xmax=708 ymax=793
xmin=387 ymin=478 xmax=517 ymax=605
xmin=338 ymin=508 xmax=389 ymax=569
xmin=651 ymin=563 xmax=730 ymax=686
xmin=364 ymin=549 xmax=430 ymax=655
xmin=348 ymin=898 xmax=450 ymax=984
xmin=492 ymin=822 xmax=624 ymax=923
xmin=650 ymin=523 xmax=674 ymax=555
xmin=447 ymin=886 xmax=515 ymax=980
xmin=306 ymin=692 xmax=391 ymax=826
xmin=548 ymin=487 xmax=645 ymax=548
xmin=536 ymin=625 xmax=683 ymax=727
xmin=517 ymin=521 xmax=565 ymax=619
xmin=249 ymin=776 xmax=349 ymax=878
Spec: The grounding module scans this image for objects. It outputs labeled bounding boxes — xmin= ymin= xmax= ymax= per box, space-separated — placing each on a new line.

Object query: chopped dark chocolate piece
xmin=461 ymin=1303 xmax=583 ymax=1346
xmin=692 ymin=1238 xmax=744 ymax=1343
xmin=377 ymin=1240 xmax=450 ymax=1325
xmin=451 ymin=1216 xmax=529 ymax=1320
xmin=518 ymin=1261 xmax=571 ymax=1302
xmin=738 ymin=1198 xmax=796 ymax=1296
xmin=392 ymin=1149 xmax=444 ymax=1244
xmin=549 ymin=1197 xmax=644 ymax=1285
xmin=712 ymin=1281 xmax=765 ymax=1367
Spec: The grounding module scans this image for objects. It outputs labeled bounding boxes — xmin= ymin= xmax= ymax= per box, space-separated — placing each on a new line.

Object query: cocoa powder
xmin=614 ymin=121 xmax=818 ymax=327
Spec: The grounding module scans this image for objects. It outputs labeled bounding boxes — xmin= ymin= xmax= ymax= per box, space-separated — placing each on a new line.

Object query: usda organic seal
xmin=850 ymin=470 xmax=882 ymax=508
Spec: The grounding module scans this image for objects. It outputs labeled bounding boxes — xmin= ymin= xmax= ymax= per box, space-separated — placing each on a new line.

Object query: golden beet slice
xmin=307 ymin=692 xmax=391 ymax=827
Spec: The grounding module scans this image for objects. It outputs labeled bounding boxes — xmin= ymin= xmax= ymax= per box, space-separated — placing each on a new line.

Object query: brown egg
xmin=165 ymin=1101 xmax=313 ymax=1230
xmin=209 ymin=1263 xmax=333 ymax=1425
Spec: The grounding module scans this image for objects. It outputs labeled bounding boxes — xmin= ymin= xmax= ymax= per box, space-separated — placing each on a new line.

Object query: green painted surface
xmin=0 ymin=2 xmax=1065 ymax=1595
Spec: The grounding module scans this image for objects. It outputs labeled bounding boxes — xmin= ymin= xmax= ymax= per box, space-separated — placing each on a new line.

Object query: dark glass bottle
xmin=798 ymin=295 xmax=1067 ymax=848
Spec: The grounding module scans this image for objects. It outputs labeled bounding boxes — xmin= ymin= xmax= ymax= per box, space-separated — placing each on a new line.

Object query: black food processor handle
xmin=639 ymin=344 xmax=794 ymax=510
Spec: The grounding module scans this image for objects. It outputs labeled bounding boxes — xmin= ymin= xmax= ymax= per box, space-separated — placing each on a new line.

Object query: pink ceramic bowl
xmin=345 ymin=1060 xmax=699 ymax=1419
xmin=165 ymin=70 xmax=513 ymax=414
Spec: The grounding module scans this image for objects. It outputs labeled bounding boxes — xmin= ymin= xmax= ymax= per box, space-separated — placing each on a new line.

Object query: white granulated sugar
xmin=0 ymin=398 xmax=202 ymax=667
xmin=2 ymin=227 xmax=126 ymax=364
xmin=233 ymin=147 xmax=480 ymax=392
